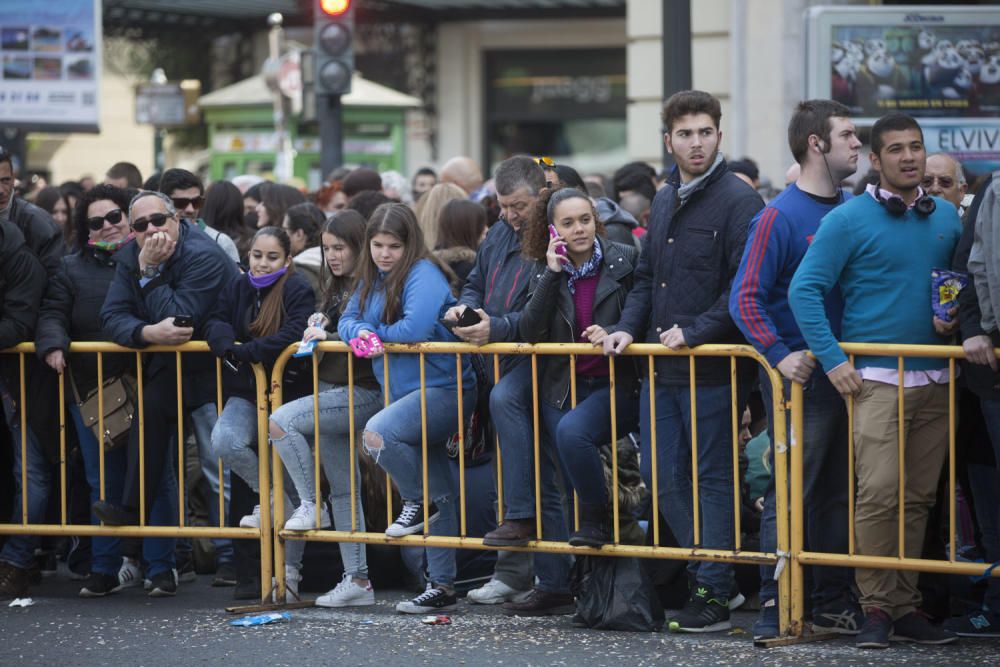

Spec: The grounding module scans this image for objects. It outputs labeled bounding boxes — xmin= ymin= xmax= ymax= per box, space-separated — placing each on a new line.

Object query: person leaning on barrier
xmin=729 ymin=99 xmax=864 ymax=640
xmin=956 ymin=170 xmax=1000 ymax=638
xmin=269 ymin=210 xmax=381 ymax=608
xmin=0 ymin=214 xmax=50 ymax=599
xmin=339 ymin=203 xmax=476 ymax=615
xmin=33 ymin=184 xmax=178 ymax=599
xmin=789 ymin=112 xmax=962 ymax=649
xmin=445 ymin=156 xmax=575 ymax=615
xmin=93 ymin=191 xmax=238 ymax=543
xmin=602 ymin=90 xmax=764 ymax=634
xmin=203 ymin=226 xmax=314 ymax=600
xmin=518 ymin=187 xmax=640 ymax=548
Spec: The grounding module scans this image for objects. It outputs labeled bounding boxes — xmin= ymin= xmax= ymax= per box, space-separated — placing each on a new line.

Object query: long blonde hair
xmin=414 ymin=182 xmax=466 ymax=250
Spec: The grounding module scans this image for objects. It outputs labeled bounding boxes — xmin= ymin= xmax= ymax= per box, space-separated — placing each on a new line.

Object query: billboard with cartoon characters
xmin=806 ymin=6 xmax=1000 ymax=172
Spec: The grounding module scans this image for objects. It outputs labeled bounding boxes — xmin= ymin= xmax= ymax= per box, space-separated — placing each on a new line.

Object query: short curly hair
xmin=73 ymin=184 xmax=136 ymax=250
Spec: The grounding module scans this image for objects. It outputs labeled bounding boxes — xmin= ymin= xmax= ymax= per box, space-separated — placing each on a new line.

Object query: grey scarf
xmin=677 ymin=152 xmax=725 ymax=203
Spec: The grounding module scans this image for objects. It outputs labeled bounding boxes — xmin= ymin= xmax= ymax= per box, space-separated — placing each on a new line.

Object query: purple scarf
xmin=248 ymin=267 xmax=287 ymax=289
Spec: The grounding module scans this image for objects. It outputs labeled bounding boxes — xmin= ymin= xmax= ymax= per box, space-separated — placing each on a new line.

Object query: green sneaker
xmin=668 ymin=585 xmax=731 ymax=633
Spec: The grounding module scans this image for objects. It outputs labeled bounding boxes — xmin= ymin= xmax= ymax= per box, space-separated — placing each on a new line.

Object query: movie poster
xmin=830 ymin=24 xmax=1000 ymax=119
xmin=0 ymin=0 xmax=100 ymax=130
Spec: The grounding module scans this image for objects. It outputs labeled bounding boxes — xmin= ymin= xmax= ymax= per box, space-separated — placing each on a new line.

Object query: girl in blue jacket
xmin=338 ymin=203 xmax=475 ymax=615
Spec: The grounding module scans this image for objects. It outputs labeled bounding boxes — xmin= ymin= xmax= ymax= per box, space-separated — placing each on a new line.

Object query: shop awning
xmin=198 ymin=72 xmax=422 ymax=109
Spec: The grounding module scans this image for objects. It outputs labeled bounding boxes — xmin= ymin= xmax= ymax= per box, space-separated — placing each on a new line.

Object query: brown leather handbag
xmin=71 ymin=371 xmax=137 ymax=451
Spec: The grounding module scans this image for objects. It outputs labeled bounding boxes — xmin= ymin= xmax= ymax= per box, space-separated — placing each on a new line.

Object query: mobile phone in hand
xmin=457 ymin=307 xmax=482 ymax=327
xmin=548 ymin=225 xmax=567 ymax=257
xmin=173 ymin=315 xmax=194 ymax=328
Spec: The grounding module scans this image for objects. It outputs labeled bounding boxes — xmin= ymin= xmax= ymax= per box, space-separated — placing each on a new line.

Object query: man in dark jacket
xmin=603 ymin=90 xmax=764 ymax=633
xmin=444 ymin=156 xmax=574 ymax=616
xmin=92 ymin=191 xmax=238 ymax=596
xmin=0 ymin=220 xmax=50 ymax=599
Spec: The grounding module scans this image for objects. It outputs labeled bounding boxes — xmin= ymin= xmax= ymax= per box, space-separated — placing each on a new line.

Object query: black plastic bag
xmin=571 ymin=555 xmax=664 ymax=631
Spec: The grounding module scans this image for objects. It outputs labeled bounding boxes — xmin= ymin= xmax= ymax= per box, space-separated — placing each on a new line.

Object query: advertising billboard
xmin=805 ymin=5 xmax=1000 ymax=173
xmin=0 ymin=0 xmax=101 ymax=132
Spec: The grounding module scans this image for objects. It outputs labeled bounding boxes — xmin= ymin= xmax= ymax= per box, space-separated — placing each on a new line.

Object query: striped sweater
xmin=728 ymin=183 xmax=845 ymax=371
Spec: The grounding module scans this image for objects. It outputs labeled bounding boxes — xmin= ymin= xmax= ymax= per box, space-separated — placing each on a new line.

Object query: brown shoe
xmin=502 ymin=589 xmax=575 ymax=616
xmin=482 ymin=518 xmax=536 ymax=547
xmin=0 ymin=561 xmax=30 ymax=600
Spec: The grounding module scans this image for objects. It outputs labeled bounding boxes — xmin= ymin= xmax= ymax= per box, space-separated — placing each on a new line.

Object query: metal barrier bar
xmin=689 ymin=355 xmax=700 ymax=546
xmin=847 ymin=354 xmax=856 ymax=556
xmin=216 ymin=359 xmax=225 ymax=530
xmin=897 ymin=357 xmax=905 ymax=561
xmin=456 ymin=353 xmax=467 ymax=537
xmin=788 ymin=379 xmax=804 ymax=636
xmin=531 ymin=353 xmax=542 ymax=539
xmin=176 ymin=351 xmax=185 ymax=528
xmin=570 ymin=354 xmax=579 ymax=533
xmin=948 ymin=358 xmax=956 ymax=563
xmin=730 ymin=357 xmax=741 ymax=551
xmin=609 ymin=356 xmax=620 ymax=545
xmin=419 ymin=353 xmax=429 ymax=535
xmin=348 ymin=352 xmax=358 ymax=534
xmin=0 ymin=342 xmax=274 ymax=604
xmin=493 ymin=353 xmax=504 ymax=523
xmin=647 ymin=355 xmax=659 ymax=547
xmin=312 ymin=351 xmax=322 ymax=528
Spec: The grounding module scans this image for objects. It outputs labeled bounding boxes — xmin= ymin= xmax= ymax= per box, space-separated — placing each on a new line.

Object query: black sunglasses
xmin=86 ymin=208 xmax=125 ymax=231
xmin=131 ymin=212 xmax=172 ymax=233
xmin=171 ymin=196 xmax=204 ymax=210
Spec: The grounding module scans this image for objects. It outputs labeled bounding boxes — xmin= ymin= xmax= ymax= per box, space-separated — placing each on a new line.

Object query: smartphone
xmin=440 ymin=318 xmax=459 ymax=331
xmin=223 ymin=351 xmax=241 ymax=374
xmin=173 ymin=315 xmax=194 ymax=328
xmin=457 ymin=307 xmax=482 ymax=327
xmin=548 ymin=224 xmax=568 ymax=257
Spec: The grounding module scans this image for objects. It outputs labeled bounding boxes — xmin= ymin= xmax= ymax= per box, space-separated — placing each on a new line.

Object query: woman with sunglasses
xmin=35 ymin=184 xmax=179 ymax=597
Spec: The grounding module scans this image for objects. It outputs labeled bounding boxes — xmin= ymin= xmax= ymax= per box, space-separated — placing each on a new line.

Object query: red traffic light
xmin=320 ymin=0 xmax=350 ymax=16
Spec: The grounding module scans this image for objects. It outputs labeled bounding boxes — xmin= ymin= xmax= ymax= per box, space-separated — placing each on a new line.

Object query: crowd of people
xmin=0 ymin=88 xmax=998 ymax=651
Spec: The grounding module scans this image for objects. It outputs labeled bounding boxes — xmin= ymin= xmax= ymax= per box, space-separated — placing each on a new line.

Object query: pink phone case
xmin=349 ymin=337 xmax=370 ymax=357
xmin=548 ymin=224 xmax=567 ymax=257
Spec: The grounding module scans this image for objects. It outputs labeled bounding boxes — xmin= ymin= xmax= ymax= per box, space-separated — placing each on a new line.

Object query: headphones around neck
xmin=874 ymin=183 xmax=937 ymax=218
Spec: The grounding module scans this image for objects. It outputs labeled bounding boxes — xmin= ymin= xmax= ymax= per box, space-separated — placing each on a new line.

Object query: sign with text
xmin=922 ymin=121 xmax=1000 ymax=174
xmin=0 ymin=0 xmax=100 ymax=131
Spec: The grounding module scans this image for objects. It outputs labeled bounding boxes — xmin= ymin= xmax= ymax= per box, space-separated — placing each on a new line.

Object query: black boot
xmin=568 ymin=504 xmax=611 ymax=548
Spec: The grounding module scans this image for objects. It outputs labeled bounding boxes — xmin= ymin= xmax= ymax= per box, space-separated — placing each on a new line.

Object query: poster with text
xmin=0 ymin=0 xmax=100 ymax=131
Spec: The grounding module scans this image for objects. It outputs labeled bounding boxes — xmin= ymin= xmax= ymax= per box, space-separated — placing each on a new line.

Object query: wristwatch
xmin=140 ymin=264 xmax=159 ymax=279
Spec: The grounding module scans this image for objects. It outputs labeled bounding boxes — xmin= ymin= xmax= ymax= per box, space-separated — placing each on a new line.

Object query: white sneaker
xmin=466 ymin=577 xmax=532 ymax=605
xmin=284 ymin=501 xmax=332 ymax=531
xmin=240 ymin=505 xmax=261 ymax=529
xmin=272 ymin=565 xmax=301 ymax=603
xmin=316 ymin=573 xmax=375 ymax=608
xmin=118 ymin=557 xmax=142 ymax=589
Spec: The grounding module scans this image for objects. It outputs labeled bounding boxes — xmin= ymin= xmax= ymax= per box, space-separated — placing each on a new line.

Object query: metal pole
xmin=318 ymin=94 xmax=344 ymax=178
xmin=661 ymin=0 xmax=692 ymax=170
xmin=268 ymin=13 xmax=294 ymax=183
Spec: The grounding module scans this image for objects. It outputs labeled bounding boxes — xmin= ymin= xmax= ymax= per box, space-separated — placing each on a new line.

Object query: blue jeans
xmin=72 ymin=404 xmax=176 ymax=577
xmin=364 ymin=385 xmax=475 ymax=587
xmin=639 ymin=381 xmax=742 ymax=595
xmin=271 ymin=382 xmax=382 ymax=578
xmin=491 ymin=357 xmax=571 ymax=594
xmin=543 ymin=375 xmax=640 ymax=507
xmin=212 ymin=397 xmax=262 ymax=494
xmin=190 ymin=402 xmax=233 ymax=565
xmin=758 ymin=370 xmax=853 ymax=608
xmin=974 ymin=397 xmax=1000 ymax=611
xmin=0 ymin=380 xmax=50 ymax=570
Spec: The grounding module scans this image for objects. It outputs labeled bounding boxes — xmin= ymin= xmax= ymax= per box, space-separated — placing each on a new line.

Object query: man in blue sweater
xmin=730 ymin=99 xmax=863 ymax=640
xmin=789 ymin=113 xmax=962 ymax=649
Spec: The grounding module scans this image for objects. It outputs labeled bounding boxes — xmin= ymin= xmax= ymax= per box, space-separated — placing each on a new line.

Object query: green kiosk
xmin=199 ymin=73 xmax=421 ymax=188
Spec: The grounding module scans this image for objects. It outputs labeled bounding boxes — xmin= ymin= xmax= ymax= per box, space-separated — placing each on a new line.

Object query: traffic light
xmin=314 ymin=0 xmax=354 ymax=96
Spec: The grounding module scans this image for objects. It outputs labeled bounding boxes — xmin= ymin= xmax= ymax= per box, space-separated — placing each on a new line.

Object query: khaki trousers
xmin=852 ymin=380 xmax=949 ymax=619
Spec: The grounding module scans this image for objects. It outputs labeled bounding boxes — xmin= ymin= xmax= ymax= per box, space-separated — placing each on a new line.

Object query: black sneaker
xmin=176 ymin=557 xmax=196 ymax=584
xmin=943 ymin=611 xmax=1000 ymax=638
xmin=233 ymin=579 xmax=261 ymax=601
xmin=667 ymin=585 xmax=731 ymax=633
xmin=385 ymin=501 xmax=438 ymax=538
xmin=812 ymin=600 xmax=863 ymax=635
xmin=891 ymin=611 xmax=957 ymax=645
xmin=856 ymin=608 xmax=892 ymax=649
xmin=79 ymin=572 xmax=121 ymax=598
xmin=148 ymin=570 xmax=177 ymax=597
xmin=395 ymin=585 xmax=457 ymax=614
xmin=213 ymin=562 xmax=237 ymax=587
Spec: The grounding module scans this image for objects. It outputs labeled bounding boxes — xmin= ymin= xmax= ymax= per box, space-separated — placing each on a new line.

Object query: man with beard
xmin=603 ymin=90 xmax=763 ymax=633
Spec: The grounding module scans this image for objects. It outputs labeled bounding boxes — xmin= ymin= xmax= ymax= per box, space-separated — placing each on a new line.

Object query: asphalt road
xmin=1 ymin=572 xmax=997 ymax=667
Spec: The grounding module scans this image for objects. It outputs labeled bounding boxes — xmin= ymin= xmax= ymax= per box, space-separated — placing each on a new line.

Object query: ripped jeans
xmin=363 ymin=386 xmax=476 ymax=586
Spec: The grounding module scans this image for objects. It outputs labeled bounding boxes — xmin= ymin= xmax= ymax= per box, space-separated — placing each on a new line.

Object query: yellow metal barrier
xmin=268 ymin=340 xmax=794 ymax=631
xmin=788 ymin=342 xmax=1000 ymax=640
xmin=0 ymin=342 xmax=274 ymax=602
